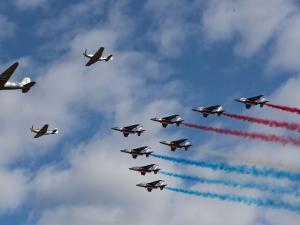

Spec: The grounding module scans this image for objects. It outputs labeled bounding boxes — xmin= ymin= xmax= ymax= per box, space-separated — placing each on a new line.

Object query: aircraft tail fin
xmin=52 ymin=128 xmax=58 ymax=134
xmin=105 ymin=55 xmax=113 ymax=61
xmin=83 ymin=49 xmax=88 ymax=57
xmin=21 ymin=77 xmax=35 ymax=93
xmin=30 ymin=125 xmax=34 ymax=132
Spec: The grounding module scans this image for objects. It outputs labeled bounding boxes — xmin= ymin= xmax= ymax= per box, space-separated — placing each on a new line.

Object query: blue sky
xmin=1 ymin=0 xmax=300 ymax=225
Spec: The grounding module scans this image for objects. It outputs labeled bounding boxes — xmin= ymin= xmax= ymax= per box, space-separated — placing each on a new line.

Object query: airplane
xmin=136 ymin=180 xmax=167 ymax=192
xmin=150 ymin=114 xmax=184 ymax=128
xmin=192 ymin=105 xmax=225 ymax=117
xmin=160 ymin=138 xmax=192 ymax=151
xmin=129 ymin=164 xmax=161 ymax=175
xmin=111 ymin=124 xmax=146 ymax=137
xmin=31 ymin=124 xmax=58 ymax=138
xmin=0 ymin=62 xmax=35 ymax=93
xmin=83 ymin=47 xmax=113 ymax=66
xmin=120 ymin=146 xmax=153 ymax=159
xmin=235 ymin=95 xmax=269 ymax=109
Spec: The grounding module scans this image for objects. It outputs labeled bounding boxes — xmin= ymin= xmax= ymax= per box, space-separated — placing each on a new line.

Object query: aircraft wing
xmin=205 ymin=105 xmax=220 ymax=111
xmin=148 ymin=180 xmax=160 ymax=186
xmin=173 ymin=139 xmax=187 ymax=144
xmin=248 ymin=95 xmax=263 ymax=101
xmin=124 ymin=124 xmax=139 ymax=130
xmin=34 ymin=124 xmax=49 ymax=138
xmin=93 ymin=47 xmax=104 ymax=59
xmin=142 ymin=164 xmax=154 ymax=169
xmin=85 ymin=47 xmax=104 ymax=66
xmin=0 ymin=62 xmax=19 ymax=88
xmin=163 ymin=115 xmax=178 ymax=120
xmin=132 ymin=146 xmax=148 ymax=152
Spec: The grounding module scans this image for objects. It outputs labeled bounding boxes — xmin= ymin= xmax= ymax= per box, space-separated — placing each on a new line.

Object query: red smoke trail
xmin=223 ymin=113 xmax=300 ymax=132
xmin=182 ymin=122 xmax=300 ymax=147
xmin=266 ymin=103 xmax=300 ymax=115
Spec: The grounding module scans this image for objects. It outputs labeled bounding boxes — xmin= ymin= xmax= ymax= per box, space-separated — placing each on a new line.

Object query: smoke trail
xmin=223 ymin=113 xmax=300 ymax=132
xmin=182 ymin=122 xmax=300 ymax=147
xmin=166 ymin=187 xmax=300 ymax=213
xmin=161 ymin=171 xmax=300 ymax=197
xmin=152 ymin=154 xmax=300 ymax=181
xmin=199 ymin=149 xmax=300 ymax=172
xmin=266 ymin=103 xmax=300 ymax=115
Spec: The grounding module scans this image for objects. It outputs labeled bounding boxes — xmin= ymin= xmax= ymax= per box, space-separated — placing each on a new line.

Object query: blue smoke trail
xmin=152 ymin=154 xmax=300 ymax=181
xmin=166 ymin=187 xmax=300 ymax=213
xmin=161 ymin=171 xmax=300 ymax=197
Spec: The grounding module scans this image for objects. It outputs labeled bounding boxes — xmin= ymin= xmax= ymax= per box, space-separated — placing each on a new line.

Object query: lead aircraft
xmin=0 ymin=62 xmax=35 ymax=93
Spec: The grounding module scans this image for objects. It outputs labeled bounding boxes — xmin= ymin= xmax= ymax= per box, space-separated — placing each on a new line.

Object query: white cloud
xmin=145 ymin=0 xmax=201 ymax=57
xmin=0 ymin=15 xmax=14 ymax=41
xmin=268 ymin=14 xmax=300 ymax=73
xmin=202 ymin=0 xmax=296 ymax=57
xmin=0 ymin=169 xmax=29 ymax=212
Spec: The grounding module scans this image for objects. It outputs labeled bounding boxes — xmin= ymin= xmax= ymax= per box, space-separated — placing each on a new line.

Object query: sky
xmin=1 ymin=0 xmax=300 ymax=224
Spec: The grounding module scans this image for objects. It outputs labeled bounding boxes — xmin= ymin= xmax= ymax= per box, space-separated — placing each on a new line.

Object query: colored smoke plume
xmin=266 ymin=103 xmax=300 ymax=115
xmin=161 ymin=171 xmax=300 ymax=197
xmin=182 ymin=122 xmax=300 ymax=147
xmin=166 ymin=187 xmax=300 ymax=213
xmin=223 ymin=113 xmax=300 ymax=132
xmin=152 ymin=154 xmax=300 ymax=181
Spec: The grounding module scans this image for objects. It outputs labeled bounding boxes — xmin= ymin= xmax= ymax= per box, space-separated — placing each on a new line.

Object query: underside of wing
xmin=35 ymin=124 xmax=49 ymax=138
xmin=248 ymin=95 xmax=263 ymax=101
xmin=125 ymin=124 xmax=139 ymax=130
xmin=34 ymin=133 xmax=44 ymax=138
xmin=92 ymin=47 xmax=104 ymax=60
xmin=173 ymin=139 xmax=186 ymax=144
xmin=163 ymin=115 xmax=178 ymax=120
xmin=205 ymin=105 xmax=219 ymax=111
xmin=0 ymin=62 xmax=19 ymax=88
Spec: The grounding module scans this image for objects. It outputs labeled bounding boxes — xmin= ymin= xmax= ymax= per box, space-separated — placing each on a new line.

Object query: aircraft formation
xmin=4 ymin=46 xmax=300 ymax=212
xmin=111 ymin=95 xmax=274 ymax=192
xmin=111 ymin=87 xmax=300 ymax=215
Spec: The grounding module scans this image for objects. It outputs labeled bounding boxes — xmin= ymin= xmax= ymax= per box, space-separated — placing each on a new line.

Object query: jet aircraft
xmin=136 ymin=180 xmax=167 ymax=192
xmin=83 ymin=47 xmax=113 ymax=66
xmin=129 ymin=164 xmax=161 ymax=175
xmin=192 ymin=105 xmax=225 ymax=117
xmin=31 ymin=124 xmax=58 ymax=138
xmin=111 ymin=124 xmax=146 ymax=137
xmin=235 ymin=95 xmax=268 ymax=109
xmin=160 ymin=138 xmax=192 ymax=151
xmin=0 ymin=62 xmax=35 ymax=93
xmin=151 ymin=114 xmax=184 ymax=128
xmin=120 ymin=146 xmax=152 ymax=158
